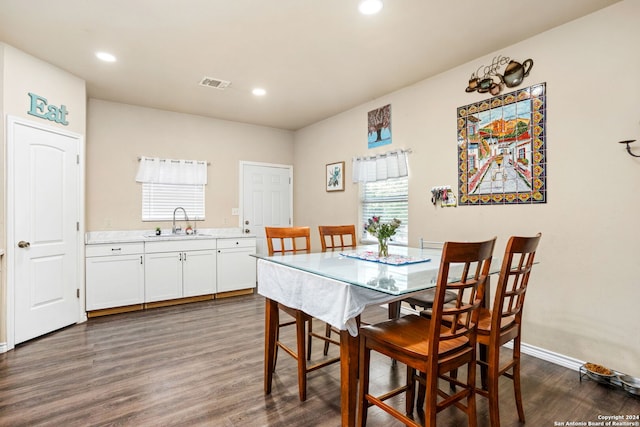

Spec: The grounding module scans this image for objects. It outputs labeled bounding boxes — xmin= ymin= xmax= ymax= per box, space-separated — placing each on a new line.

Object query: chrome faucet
xmin=172 ymin=207 xmax=189 ymax=234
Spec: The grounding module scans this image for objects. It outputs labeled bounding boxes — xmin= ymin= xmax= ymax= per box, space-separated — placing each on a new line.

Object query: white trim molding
xmin=396 ymin=303 xmax=585 ymax=372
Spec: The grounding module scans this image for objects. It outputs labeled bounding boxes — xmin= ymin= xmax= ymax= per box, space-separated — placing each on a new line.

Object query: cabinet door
xmin=182 ymin=250 xmax=216 ymax=297
xmin=217 ymin=248 xmax=256 ymax=293
xmin=86 ymin=254 xmax=144 ymax=310
xmin=145 ymin=252 xmax=182 ymax=302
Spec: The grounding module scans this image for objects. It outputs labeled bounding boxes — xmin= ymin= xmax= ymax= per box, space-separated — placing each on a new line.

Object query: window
xmin=136 ymin=156 xmax=208 ymax=222
xmin=360 ymin=176 xmax=408 ymax=245
xmin=142 ymin=183 xmax=205 ymax=221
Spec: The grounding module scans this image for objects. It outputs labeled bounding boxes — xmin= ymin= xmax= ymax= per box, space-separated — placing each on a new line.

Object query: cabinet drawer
xmin=217 ymin=238 xmax=256 ymax=249
xmin=145 ymin=238 xmax=217 ymax=253
xmin=86 ymin=242 xmax=144 ymax=257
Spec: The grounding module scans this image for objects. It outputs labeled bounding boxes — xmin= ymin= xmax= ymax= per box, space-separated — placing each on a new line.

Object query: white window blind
xmin=361 ymin=176 xmax=408 ymax=245
xmin=142 ymin=183 xmax=205 ymax=221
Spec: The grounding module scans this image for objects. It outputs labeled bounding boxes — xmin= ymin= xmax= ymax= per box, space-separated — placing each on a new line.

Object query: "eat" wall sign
xmin=27 ymin=92 xmax=69 ymax=126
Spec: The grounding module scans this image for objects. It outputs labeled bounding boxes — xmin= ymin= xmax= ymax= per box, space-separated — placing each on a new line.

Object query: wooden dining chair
xmin=473 ymin=233 xmax=541 ymax=427
xmin=357 ymin=237 xmax=496 ymax=427
xmin=264 ymin=226 xmax=340 ymax=401
xmin=317 ymin=225 xmax=357 ymax=355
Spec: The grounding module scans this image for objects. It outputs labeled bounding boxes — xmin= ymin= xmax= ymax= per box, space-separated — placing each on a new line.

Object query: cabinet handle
xmin=140 ymin=256 xmax=143 ymax=265
xmin=111 ymin=247 xmax=122 ymax=252
xmin=179 ymin=253 xmax=182 ymax=261
xmin=183 ymin=252 xmax=187 ymax=261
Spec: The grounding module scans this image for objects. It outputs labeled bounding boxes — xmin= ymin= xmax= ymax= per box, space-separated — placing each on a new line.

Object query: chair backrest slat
xmin=265 ymin=226 xmax=311 ymax=256
xmin=318 ymin=225 xmax=357 ymax=252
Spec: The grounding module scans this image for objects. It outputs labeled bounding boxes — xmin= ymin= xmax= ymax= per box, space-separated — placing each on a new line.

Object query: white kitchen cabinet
xmin=144 ymin=239 xmax=217 ymax=303
xmin=86 ymin=243 xmax=145 ymax=311
xmin=216 ymin=238 xmax=256 ymax=293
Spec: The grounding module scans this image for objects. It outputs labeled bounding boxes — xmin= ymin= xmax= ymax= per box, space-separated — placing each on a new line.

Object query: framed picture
xmin=326 ymin=161 xmax=345 ymax=192
xmin=368 ymin=104 xmax=392 ymax=149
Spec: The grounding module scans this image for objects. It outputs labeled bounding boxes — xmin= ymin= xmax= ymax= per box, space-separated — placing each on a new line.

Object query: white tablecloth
xmin=257 ymin=259 xmax=402 ymax=336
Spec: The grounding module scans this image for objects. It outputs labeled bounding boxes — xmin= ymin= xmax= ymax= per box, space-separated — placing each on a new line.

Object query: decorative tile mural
xmin=457 ymin=83 xmax=546 ymax=205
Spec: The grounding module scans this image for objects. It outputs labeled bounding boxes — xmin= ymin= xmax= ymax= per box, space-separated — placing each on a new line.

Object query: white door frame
xmin=5 ymin=115 xmax=86 ymax=351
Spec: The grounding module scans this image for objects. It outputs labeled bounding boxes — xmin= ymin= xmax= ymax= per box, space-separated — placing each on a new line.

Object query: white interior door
xmin=241 ymin=162 xmax=292 ymax=255
xmin=8 ymin=117 xmax=81 ymax=345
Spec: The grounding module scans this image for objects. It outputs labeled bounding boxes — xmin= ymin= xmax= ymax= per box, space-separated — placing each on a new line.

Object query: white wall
xmin=293 ymin=0 xmax=640 ymax=375
xmin=86 ymin=99 xmax=295 ymax=231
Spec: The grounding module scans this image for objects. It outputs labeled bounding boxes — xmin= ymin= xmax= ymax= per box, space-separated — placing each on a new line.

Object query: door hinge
xmin=76 ymin=289 xmax=80 ymax=298
xmin=76 ymin=221 xmax=80 ymax=231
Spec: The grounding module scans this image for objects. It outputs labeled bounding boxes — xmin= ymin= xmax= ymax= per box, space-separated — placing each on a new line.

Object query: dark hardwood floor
xmin=1 ymin=294 xmax=638 ymax=426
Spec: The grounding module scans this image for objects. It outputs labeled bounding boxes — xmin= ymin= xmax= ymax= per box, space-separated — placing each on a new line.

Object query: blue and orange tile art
xmin=457 ymin=83 xmax=547 ymax=205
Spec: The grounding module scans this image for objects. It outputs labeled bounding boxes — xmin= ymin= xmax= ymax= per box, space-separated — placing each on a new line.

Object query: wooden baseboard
xmin=86 ymin=292 xmax=257 ymax=319
xmin=144 ymin=294 xmax=214 ymax=309
xmin=215 ymin=288 xmax=255 ymax=299
xmin=87 ymin=304 xmax=144 ymax=318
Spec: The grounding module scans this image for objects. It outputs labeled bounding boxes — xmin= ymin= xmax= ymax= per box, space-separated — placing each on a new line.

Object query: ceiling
xmin=0 ymin=0 xmax=620 ymax=131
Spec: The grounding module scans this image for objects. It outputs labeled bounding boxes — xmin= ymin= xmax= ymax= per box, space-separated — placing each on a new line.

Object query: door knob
xmin=245 ymin=220 xmax=250 ymax=225
xmin=244 ymin=229 xmax=250 ymax=234
xmin=18 ymin=240 xmax=31 ymax=248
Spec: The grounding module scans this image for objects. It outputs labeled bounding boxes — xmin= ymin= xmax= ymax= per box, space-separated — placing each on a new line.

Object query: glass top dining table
xmin=254 ymin=244 xmax=445 ymax=296
xmin=255 ymin=244 xmax=502 ymax=427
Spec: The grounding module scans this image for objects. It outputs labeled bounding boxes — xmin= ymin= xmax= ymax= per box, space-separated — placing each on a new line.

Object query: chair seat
xmin=403 ymin=289 xmax=457 ymax=309
xmin=360 ymin=314 xmax=470 ymax=364
xmin=476 ymin=308 xmax=516 ymax=335
xmin=424 ymin=308 xmax=516 ymax=336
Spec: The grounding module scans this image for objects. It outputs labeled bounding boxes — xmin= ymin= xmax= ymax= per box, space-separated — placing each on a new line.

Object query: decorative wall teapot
xmin=501 ymin=59 xmax=534 ymax=87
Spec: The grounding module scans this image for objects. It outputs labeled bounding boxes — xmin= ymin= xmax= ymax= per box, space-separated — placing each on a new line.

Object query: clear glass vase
xmin=378 ymin=238 xmax=389 ymax=258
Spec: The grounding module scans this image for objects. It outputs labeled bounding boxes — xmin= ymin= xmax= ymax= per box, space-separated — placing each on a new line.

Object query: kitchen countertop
xmin=86 ymin=228 xmax=253 ymax=245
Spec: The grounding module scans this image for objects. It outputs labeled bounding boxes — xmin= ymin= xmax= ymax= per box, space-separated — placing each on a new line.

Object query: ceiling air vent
xmin=199 ymin=76 xmax=231 ymax=90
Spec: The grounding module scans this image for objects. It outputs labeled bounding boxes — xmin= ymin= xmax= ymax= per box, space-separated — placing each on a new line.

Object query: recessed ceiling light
xmin=252 ymin=88 xmax=267 ymax=96
xmin=95 ymin=52 xmax=116 ymax=62
xmin=358 ymin=0 xmax=383 ymax=15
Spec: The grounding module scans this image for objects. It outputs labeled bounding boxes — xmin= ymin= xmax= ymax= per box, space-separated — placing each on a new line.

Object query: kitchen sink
xmin=143 ymin=232 xmax=213 ymax=239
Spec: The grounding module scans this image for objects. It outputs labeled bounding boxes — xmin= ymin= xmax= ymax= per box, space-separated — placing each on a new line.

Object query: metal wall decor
xmin=457 ymin=83 xmax=547 ymax=205
xmin=465 ymin=55 xmax=534 ymax=96
xmin=618 ymin=139 xmax=640 ymax=157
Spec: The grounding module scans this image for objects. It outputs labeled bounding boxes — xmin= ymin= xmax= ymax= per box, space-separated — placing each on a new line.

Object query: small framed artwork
xmin=326 ymin=161 xmax=345 ymax=192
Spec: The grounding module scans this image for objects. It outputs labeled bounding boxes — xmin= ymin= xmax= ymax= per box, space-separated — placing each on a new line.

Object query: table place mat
xmin=340 ymin=251 xmax=431 ymax=266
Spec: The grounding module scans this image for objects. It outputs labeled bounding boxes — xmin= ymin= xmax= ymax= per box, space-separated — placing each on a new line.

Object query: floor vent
xmin=199 ymin=77 xmax=231 ymax=90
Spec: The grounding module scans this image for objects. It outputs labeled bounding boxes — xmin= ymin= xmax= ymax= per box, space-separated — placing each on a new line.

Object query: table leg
xmin=388 ymin=300 xmax=401 ymax=319
xmin=340 ymin=321 xmax=360 ymax=427
xmin=264 ymin=298 xmax=278 ymax=394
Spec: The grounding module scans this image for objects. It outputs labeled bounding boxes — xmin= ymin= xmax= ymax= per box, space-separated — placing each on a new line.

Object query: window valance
xmin=351 ymin=149 xmax=410 ymax=183
xmin=135 ymin=156 xmax=208 ymax=185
